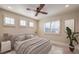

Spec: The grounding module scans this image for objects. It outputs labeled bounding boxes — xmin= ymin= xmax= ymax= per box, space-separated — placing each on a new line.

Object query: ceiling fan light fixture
xmin=65 ymin=5 xmax=69 ymax=8
xmin=8 ymin=6 xmax=12 ymax=9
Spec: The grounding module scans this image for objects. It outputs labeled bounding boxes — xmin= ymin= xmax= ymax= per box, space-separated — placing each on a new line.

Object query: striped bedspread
xmin=14 ymin=36 xmax=52 ymax=54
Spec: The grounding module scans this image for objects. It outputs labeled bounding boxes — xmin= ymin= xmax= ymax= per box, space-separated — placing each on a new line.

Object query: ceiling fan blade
xmin=27 ymin=8 xmax=37 ymax=12
xmin=35 ymin=12 xmax=38 ymax=16
xmin=39 ymin=4 xmax=45 ymax=9
xmin=37 ymin=4 xmax=45 ymax=11
xmin=26 ymin=8 xmax=31 ymax=10
xmin=40 ymin=4 xmax=45 ymax=6
xmin=40 ymin=11 xmax=48 ymax=14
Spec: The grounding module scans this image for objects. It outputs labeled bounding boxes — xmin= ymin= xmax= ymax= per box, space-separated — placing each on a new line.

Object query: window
xmin=44 ymin=22 xmax=51 ymax=32
xmin=51 ymin=21 xmax=60 ymax=33
xmin=65 ymin=19 xmax=74 ymax=32
xmin=20 ymin=20 xmax=27 ymax=26
xmin=4 ymin=17 xmax=15 ymax=25
xmin=29 ymin=22 xmax=34 ymax=27
xmin=44 ymin=20 xmax=60 ymax=33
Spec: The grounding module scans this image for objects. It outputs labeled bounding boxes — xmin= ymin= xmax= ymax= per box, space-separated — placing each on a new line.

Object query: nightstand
xmin=0 ymin=40 xmax=11 ymax=53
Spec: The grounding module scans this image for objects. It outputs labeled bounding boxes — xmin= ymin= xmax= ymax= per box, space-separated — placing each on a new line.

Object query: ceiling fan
xmin=26 ymin=4 xmax=48 ymax=16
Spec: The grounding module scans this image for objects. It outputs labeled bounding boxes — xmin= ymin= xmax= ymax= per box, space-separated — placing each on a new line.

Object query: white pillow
xmin=26 ymin=34 xmax=34 ymax=39
xmin=15 ymin=35 xmax=25 ymax=41
xmin=0 ymin=41 xmax=11 ymax=53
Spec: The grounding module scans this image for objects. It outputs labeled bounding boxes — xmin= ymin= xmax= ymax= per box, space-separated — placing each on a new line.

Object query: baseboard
xmin=51 ymin=41 xmax=68 ymax=47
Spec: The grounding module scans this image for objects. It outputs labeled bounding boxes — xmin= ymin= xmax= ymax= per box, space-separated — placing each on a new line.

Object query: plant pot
xmin=69 ymin=45 xmax=75 ymax=52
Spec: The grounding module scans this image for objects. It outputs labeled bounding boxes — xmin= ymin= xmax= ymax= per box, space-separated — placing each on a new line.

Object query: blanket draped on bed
xmin=15 ymin=37 xmax=52 ymax=54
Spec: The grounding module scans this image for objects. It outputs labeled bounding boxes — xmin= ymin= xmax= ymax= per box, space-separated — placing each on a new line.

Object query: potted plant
xmin=66 ymin=27 xmax=79 ymax=52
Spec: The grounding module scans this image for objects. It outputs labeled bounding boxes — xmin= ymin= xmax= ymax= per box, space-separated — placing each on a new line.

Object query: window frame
xmin=65 ymin=19 xmax=74 ymax=32
xmin=19 ymin=19 xmax=27 ymax=27
xmin=29 ymin=21 xmax=34 ymax=28
xmin=3 ymin=17 xmax=15 ymax=27
xmin=44 ymin=20 xmax=60 ymax=34
xmin=44 ymin=22 xmax=51 ymax=32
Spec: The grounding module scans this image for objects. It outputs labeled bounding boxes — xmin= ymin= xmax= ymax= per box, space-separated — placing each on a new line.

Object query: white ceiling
xmin=0 ymin=4 xmax=79 ymax=20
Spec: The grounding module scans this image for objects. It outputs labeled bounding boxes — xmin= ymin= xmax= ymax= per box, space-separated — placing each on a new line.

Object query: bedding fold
xmin=15 ymin=37 xmax=51 ymax=54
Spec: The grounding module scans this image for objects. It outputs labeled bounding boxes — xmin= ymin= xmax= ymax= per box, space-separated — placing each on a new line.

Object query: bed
xmin=0 ymin=34 xmax=52 ymax=54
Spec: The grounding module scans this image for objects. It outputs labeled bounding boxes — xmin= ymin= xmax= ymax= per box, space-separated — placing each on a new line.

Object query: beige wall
xmin=38 ymin=10 xmax=79 ymax=44
xmin=0 ymin=8 xmax=79 ymax=45
xmin=0 ymin=9 xmax=38 ymax=41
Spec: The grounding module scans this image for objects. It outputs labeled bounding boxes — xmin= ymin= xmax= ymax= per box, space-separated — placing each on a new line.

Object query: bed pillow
xmin=15 ymin=35 xmax=25 ymax=41
xmin=26 ymin=34 xmax=35 ymax=39
xmin=15 ymin=34 xmax=33 ymax=41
